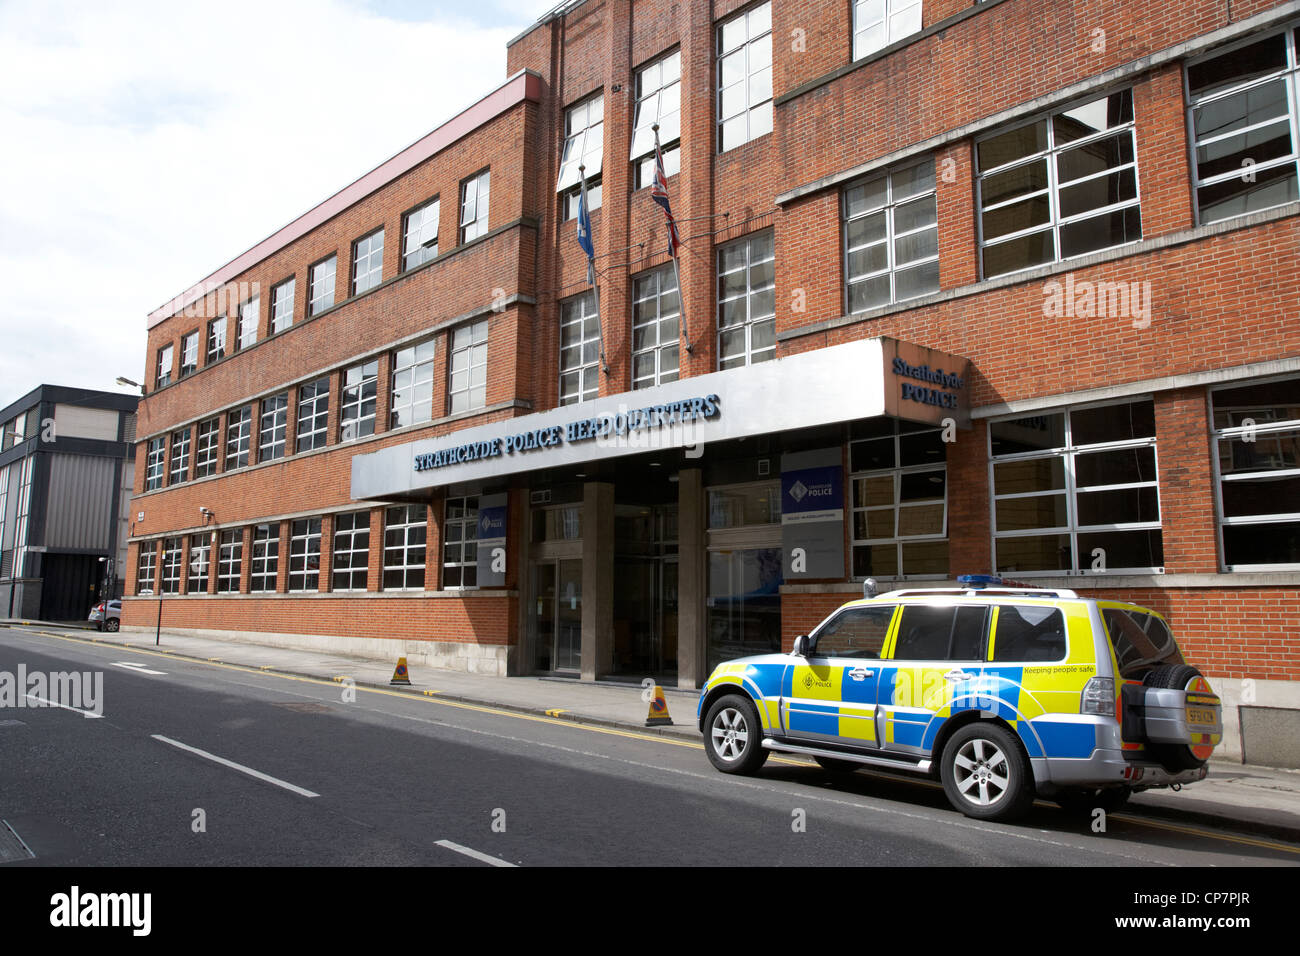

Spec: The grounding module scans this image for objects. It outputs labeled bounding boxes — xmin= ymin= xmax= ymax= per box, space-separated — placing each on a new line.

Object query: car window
xmin=891 ymin=605 xmax=989 ymax=661
xmin=812 ymin=605 xmax=895 ymax=659
xmin=1102 ymin=607 xmax=1184 ymax=679
xmin=990 ymin=605 xmax=1066 ymax=662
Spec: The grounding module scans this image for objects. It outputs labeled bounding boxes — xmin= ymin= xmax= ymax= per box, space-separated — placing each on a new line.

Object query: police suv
xmin=697 ymin=576 xmax=1222 ymax=822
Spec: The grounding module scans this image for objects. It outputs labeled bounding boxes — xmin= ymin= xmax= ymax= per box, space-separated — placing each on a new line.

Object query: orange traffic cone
xmin=645 ymin=685 xmax=673 ymax=726
xmin=390 ymin=657 xmax=412 ymax=685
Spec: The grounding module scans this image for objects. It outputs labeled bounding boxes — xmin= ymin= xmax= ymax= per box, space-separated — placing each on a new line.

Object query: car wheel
xmin=814 ymin=756 xmax=860 ymax=774
xmin=1054 ymin=787 xmax=1131 ymax=814
xmin=1143 ymin=665 xmax=1211 ymax=772
xmin=105 ymin=618 xmax=120 ymax=633
xmin=704 ymin=694 xmax=769 ymax=775
xmin=940 ymin=723 xmax=1035 ymax=822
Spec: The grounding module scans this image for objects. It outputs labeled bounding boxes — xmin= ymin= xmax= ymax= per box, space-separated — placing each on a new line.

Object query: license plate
xmin=1186 ymin=706 xmax=1217 ymax=726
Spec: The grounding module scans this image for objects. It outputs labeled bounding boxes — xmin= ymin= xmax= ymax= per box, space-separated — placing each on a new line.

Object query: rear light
xmin=1081 ymin=677 xmax=1114 ymax=716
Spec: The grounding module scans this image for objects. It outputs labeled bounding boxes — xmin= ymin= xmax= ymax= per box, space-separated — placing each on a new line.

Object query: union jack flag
xmin=649 ymin=136 xmax=681 ymax=259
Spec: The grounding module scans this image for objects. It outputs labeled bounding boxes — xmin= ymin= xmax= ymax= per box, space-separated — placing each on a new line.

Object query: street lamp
xmin=115 ymin=376 xmax=145 ymax=395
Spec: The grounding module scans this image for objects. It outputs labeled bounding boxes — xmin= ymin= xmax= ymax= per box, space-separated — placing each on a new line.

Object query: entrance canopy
xmin=350 ymin=337 xmax=971 ymax=500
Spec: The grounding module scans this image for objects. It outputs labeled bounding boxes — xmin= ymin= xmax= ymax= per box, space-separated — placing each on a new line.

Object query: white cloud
xmin=0 ymin=0 xmax=538 ymax=400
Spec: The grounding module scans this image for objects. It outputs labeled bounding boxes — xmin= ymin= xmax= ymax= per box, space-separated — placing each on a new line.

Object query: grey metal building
xmin=0 ymin=385 xmax=138 ymax=620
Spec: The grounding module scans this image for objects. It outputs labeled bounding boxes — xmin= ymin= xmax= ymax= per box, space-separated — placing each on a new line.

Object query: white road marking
xmin=435 ymin=839 xmax=517 ymax=867
xmin=112 ymin=662 xmax=168 ymax=675
xmin=151 ymin=735 xmax=320 ymax=798
xmin=24 ymin=694 xmax=103 ymax=718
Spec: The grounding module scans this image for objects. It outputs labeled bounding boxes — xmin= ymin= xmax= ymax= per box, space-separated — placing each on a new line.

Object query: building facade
xmin=127 ymin=0 xmax=1300 ymax=765
xmin=1 ymin=386 xmax=138 ymax=620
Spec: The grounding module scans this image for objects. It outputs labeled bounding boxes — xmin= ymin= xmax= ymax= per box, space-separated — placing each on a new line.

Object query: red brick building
xmin=127 ymin=0 xmax=1300 ymax=765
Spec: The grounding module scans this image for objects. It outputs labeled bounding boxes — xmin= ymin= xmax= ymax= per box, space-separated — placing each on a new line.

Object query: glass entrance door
xmin=532 ymin=558 xmax=582 ymax=673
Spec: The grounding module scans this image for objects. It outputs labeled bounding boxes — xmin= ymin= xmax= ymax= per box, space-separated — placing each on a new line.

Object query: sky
xmin=0 ymin=0 xmax=554 ymax=404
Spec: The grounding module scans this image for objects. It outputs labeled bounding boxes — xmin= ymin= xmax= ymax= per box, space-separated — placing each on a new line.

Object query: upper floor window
xmin=717 ymin=230 xmax=776 ymax=369
xmin=844 ymin=157 xmax=939 ymax=313
xmin=632 ymin=50 xmax=681 ymax=188
xmin=558 ymin=94 xmax=605 ymax=218
xmin=460 ymin=170 xmax=491 ymax=243
xmin=206 ymin=316 xmax=227 ymax=364
xmin=237 ymin=295 xmax=260 ymax=350
xmin=449 ymin=321 xmax=488 ymax=414
xmin=632 ymin=265 xmax=681 ymax=389
xmin=559 ymin=291 xmax=600 ymax=406
xmin=145 ymin=437 xmax=165 ymax=490
xmin=1211 ymin=375 xmax=1300 ymax=569
xmin=225 ymin=405 xmax=252 ymax=470
xmin=296 ymin=377 xmax=329 ymax=453
xmin=195 ymin=417 xmax=220 ymax=478
xmin=402 ymin=198 xmax=440 ymax=270
xmin=169 ymin=427 xmax=191 ymax=485
xmin=1187 ymin=26 xmax=1300 ymax=224
xmin=989 ymin=399 xmax=1162 ymax=574
xmin=852 ymin=0 xmax=923 ymax=61
xmin=717 ymin=2 xmax=772 ymax=152
xmin=977 ymin=89 xmax=1141 ymax=279
xmin=340 ymin=359 xmax=378 ymax=442
xmin=179 ymin=331 xmax=199 ymax=377
xmin=352 ymin=229 xmax=384 ymax=295
xmin=156 ymin=344 xmax=173 ymax=388
xmin=271 ymin=277 xmax=295 ymax=333
xmin=391 ymin=339 xmax=436 ymax=428
xmin=309 ymin=256 xmax=336 ymax=316
xmin=259 ymin=393 xmax=289 ymax=462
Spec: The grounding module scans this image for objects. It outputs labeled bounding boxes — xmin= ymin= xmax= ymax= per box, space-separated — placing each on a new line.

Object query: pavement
xmin=5 ymin=617 xmax=1300 ymax=845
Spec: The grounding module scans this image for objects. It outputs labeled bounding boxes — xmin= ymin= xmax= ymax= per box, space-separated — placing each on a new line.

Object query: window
xmin=449 ymin=322 xmax=488 ymax=413
xmin=332 ymin=511 xmax=370 ymax=591
xmin=850 ymin=419 xmax=948 ymax=578
xmin=309 ymin=256 xmax=336 ymax=316
xmin=145 ymin=437 xmax=166 ymax=491
xmin=169 ymin=427 xmax=191 ymax=485
xmin=717 ymin=231 xmax=775 ymax=369
xmin=391 ymin=339 xmax=436 ymax=427
xmin=632 ymin=266 xmax=680 ymax=388
xmin=136 ymin=543 xmax=156 ymax=594
xmin=194 ymin=418 xmax=220 ymax=478
xmin=1211 ymin=375 xmax=1300 ymax=569
xmin=403 ymin=198 xmax=440 ymax=270
xmin=271 ymin=277 xmax=295 ymax=333
xmin=563 ymin=181 xmax=603 ymax=221
xmin=852 ymin=0 xmax=923 ymax=61
xmin=1187 ymin=27 xmax=1300 ymax=224
xmin=250 ymin=524 xmax=279 ymax=593
xmin=288 ymin=518 xmax=321 ymax=592
xmin=225 ymin=406 xmax=252 ymax=470
xmin=558 ymin=95 xmax=605 ymax=217
xmin=352 ymin=229 xmax=384 ymax=295
xmin=188 ymin=536 xmax=211 ymax=594
xmin=296 ymin=377 xmax=329 ymax=453
xmin=717 ymin=2 xmax=772 ymax=152
xmin=383 ymin=504 xmax=426 ymax=590
xmin=11 ymin=457 xmax=33 ymax=578
xmin=237 ymin=295 xmax=260 ymax=350
xmin=977 ymin=90 xmax=1141 ymax=278
xmin=180 ymin=331 xmax=199 ymax=377
xmin=340 ymin=360 xmax=378 ymax=441
xmin=707 ymin=481 xmax=781 ymax=529
xmin=893 ymin=604 xmax=989 ymax=661
xmin=559 ymin=291 xmax=600 ymax=405
xmin=632 ymin=50 xmax=682 ymax=188
xmin=259 ymin=393 xmax=289 ymax=462
xmin=156 ymin=344 xmax=173 ymax=388
xmin=460 ymin=170 xmax=490 ymax=242
xmin=218 ymin=529 xmax=242 ymax=593
xmin=811 ymin=604 xmax=896 ymax=658
xmin=989 ymin=605 xmax=1066 ymax=663
xmin=990 ymin=399 xmax=1162 ymax=574
xmin=206 ymin=316 xmax=227 ymax=364
xmin=444 ymin=496 xmax=478 ymax=589
xmin=160 ymin=537 xmax=183 ymax=594
xmin=844 ymin=157 xmax=939 ymax=313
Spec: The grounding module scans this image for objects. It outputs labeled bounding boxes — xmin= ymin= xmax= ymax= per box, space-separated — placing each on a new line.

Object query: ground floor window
xmin=218 ymin=530 xmax=242 ymax=593
xmin=136 ymin=544 xmax=156 ymax=594
xmin=443 ymin=496 xmax=478 ymax=589
xmin=383 ymin=505 xmax=426 ymax=590
xmin=188 ymin=537 xmax=211 ymax=594
xmin=289 ymin=518 xmax=321 ymax=591
xmin=332 ymin=511 xmax=370 ymax=591
xmin=250 ymin=524 xmax=279 ymax=592
xmin=160 ymin=537 xmax=183 ymax=594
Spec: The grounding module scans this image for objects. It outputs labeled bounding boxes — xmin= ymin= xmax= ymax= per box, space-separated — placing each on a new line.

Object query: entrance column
xmin=677 ymin=467 xmax=705 ymax=689
xmin=581 ymin=481 xmax=614 ymax=680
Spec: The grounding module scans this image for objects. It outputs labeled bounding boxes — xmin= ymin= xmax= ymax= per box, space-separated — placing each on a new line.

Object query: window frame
xmin=559 ymin=290 xmax=601 ymax=406
xmin=716 ymin=2 xmax=773 ymax=153
xmin=159 ymin=536 xmax=183 ymax=594
xmin=391 ymin=338 xmax=437 ymax=428
xmin=156 ymin=344 xmax=174 ymax=389
xmin=402 ymin=196 xmax=440 ymax=271
xmin=296 ymin=377 xmax=330 ymax=453
xmin=225 ymin=405 xmax=252 ymax=470
xmin=288 ymin=517 xmax=322 ymax=592
xmin=459 ymin=169 xmax=491 ymax=243
xmin=169 ymin=426 xmax=191 ymax=486
xmin=271 ymin=276 xmax=296 ymax=334
xmin=852 ymin=0 xmax=924 ymax=62
xmin=217 ymin=529 xmax=242 ymax=593
xmin=179 ymin=330 xmax=199 ymax=378
xmin=194 ymin=417 xmax=220 ymax=478
xmin=631 ymin=49 xmax=682 ymax=189
xmin=448 ymin=321 xmax=488 ymax=414
xmin=631 ymin=264 xmax=681 ymax=389
xmin=258 ymin=392 xmax=289 ymax=462
xmin=383 ymin=504 xmax=427 ymax=591
xmin=237 ymin=295 xmax=260 ymax=351
xmin=136 ymin=542 xmax=157 ymax=594
xmin=308 ymin=255 xmax=337 ymax=316
xmin=843 ymin=156 xmax=940 ymax=315
xmin=331 ymin=511 xmax=371 ymax=592
xmin=340 ymin=360 xmax=379 ymax=442
xmin=250 ymin=523 xmax=279 ymax=593
xmin=443 ymin=496 xmax=479 ymax=590
xmin=351 ymin=228 xmax=385 ymax=296
xmin=716 ymin=230 xmax=776 ymax=370
xmin=206 ymin=316 xmax=227 ymax=364
xmin=145 ymin=437 xmax=166 ymax=491
xmin=188 ymin=535 xmax=211 ymax=594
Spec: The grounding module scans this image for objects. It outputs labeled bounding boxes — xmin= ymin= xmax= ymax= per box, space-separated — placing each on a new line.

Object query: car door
xmin=876 ymin=603 xmax=990 ymax=758
xmin=782 ymin=603 xmax=896 ymax=748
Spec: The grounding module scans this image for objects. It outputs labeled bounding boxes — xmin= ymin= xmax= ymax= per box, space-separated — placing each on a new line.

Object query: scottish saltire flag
xmin=650 ymin=134 xmax=681 ymax=258
xmin=576 ymin=172 xmax=596 ymax=286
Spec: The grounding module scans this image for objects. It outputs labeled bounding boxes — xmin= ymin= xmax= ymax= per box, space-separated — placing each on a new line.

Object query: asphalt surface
xmin=1 ymin=625 xmax=1297 ymax=867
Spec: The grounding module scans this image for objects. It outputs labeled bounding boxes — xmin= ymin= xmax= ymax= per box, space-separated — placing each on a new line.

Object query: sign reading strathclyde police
xmin=413 ymin=395 xmax=721 ymax=473
xmin=882 ymin=339 xmax=971 ymax=428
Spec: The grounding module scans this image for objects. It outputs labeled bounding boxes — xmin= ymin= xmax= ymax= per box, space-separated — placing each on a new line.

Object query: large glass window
xmin=717 ymin=2 xmax=772 ymax=152
xmin=977 ymin=90 xmax=1141 ymax=278
xmin=559 ymin=291 xmax=600 ymax=405
xmin=352 ymin=229 xmax=384 ymax=295
xmin=288 ymin=518 xmax=321 ymax=592
xmin=850 ymin=420 xmax=947 ymax=578
xmin=250 ymin=523 xmax=279 ymax=593
xmin=217 ymin=529 xmax=242 ymax=593
xmin=160 ymin=537 xmax=183 ymax=594
xmin=853 ymin=0 xmax=923 ymax=61
xmin=332 ymin=511 xmax=370 ymax=591
xmin=259 ymin=393 xmax=289 ymax=462
xmin=340 ymin=360 xmax=378 ymax=442
xmin=558 ymin=94 xmax=605 ymax=217
xmin=391 ymin=339 xmax=436 ymax=427
xmin=136 ymin=543 xmax=156 ymax=594
xmin=195 ymin=418 xmax=220 ymax=478
xmin=188 ymin=536 xmax=211 ymax=594
xmin=1187 ymin=27 xmax=1300 ymax=224
xmin=844 ymin=157 xmax=939 ymax=313
xmin=403 ymin=198 xmax=440 ymax=270
xmin=296 ymin=377 xmax=329 ymax=452
xmin=632 ymin=265 xmax=681 ymax=389
xmin=169 ymin=427 xmax=191 ymax=485
xmin=145 ymin=437 xmax=165 ymax=491
xmin=271 ymin=277 xmax=295 ymax=333
xmin=384 ymin=504 xmax=426 ymax=590
xmin=225 ymin=406 xmax=252 ymax=470
xmin=309 ymin=256 xmax=336 ymax=316
xmin=460 ymin=170 xmax=491 ymax=243
xmin=717 ymin=231 xmax=776 ymax=369
xmin=444 ymin=496 xmax=479 ymax=589
xmin=632 ymin=50 xmax=681 ymax=188
xmin=449 ymin=322 xmax=488 ymax=414
xmin=990 ymin=399 xmax=1162 ymax=574
xmin=1212 ymin=375 xmax=1300 ymax=569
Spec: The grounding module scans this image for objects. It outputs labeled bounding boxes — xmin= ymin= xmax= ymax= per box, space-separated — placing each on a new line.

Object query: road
xmin=0 ymin=624 xmax=1296 ymax=868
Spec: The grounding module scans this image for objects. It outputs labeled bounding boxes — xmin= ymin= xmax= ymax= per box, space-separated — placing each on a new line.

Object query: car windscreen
xmin=1102 ymin=608 xmax=1184 ymax=679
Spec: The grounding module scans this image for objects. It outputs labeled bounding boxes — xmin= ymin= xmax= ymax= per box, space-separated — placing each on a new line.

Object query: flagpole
xmin=579 ymin=163 xmax=609 ymax=375
xmin=653 ymin=124 xmax=691 ymax=354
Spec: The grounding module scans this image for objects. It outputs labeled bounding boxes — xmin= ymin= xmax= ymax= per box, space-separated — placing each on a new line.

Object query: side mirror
xmin=792 ymin=634 xmax=810 ymax=657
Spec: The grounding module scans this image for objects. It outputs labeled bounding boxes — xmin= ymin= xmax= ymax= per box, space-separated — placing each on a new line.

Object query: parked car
xmin=697 ymin=576 xmax=1222 ymax=822
xmin=88 ymin=599 xmax=121 ymax=632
